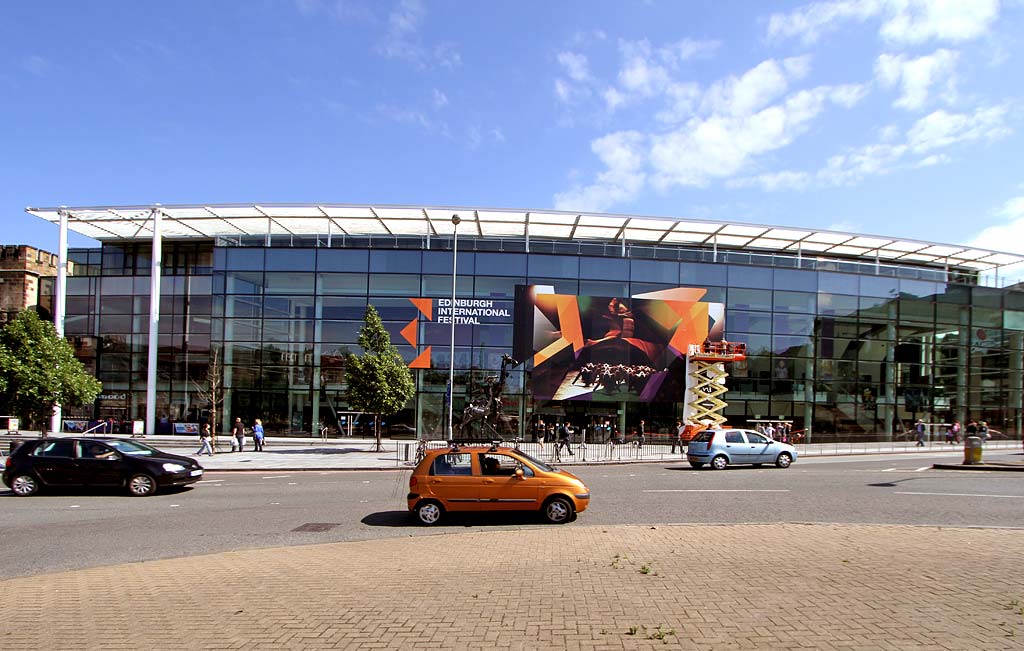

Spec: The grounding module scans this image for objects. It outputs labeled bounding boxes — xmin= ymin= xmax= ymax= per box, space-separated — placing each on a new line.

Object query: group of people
xmin=915 ymin=418 xmax=995 ymax=446
xmin=571 ymin=363 xmax=658 ymax=394
xmin=756 ymin=422 xmax=796 ymax=443
xmin=532 ymin=418 xmax=577 ymax=459
xmin=194 ymin=417 xmax=266 ymax=456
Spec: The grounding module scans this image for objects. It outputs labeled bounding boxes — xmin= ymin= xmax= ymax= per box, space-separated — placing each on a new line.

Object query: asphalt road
xmin=2 ymin=451 xmax=1023 ymax=579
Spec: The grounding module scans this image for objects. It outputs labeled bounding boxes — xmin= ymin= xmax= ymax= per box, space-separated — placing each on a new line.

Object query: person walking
xmin=671 ymin=419 xmax=684 ymax=454
xmin=252 ymin=418 xmax=265 ymax=451
xmin=978 ymin=420 xmax=990 ymax=441
xmin=556 ymin=421 xmax=574 ymax=458
xmin=196 ymin=423 xmax=214 ymax=456
xmin=635 ymin=420 xmax=646 ymax=448
xmin=231 ymin=417 xmax=246 ymax=452
xmin=914 ymin=418 xmax=927 ymax=447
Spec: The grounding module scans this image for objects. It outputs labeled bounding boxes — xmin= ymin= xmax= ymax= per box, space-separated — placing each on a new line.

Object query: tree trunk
xmin=372 ymin=413 xmax=384 ymax=452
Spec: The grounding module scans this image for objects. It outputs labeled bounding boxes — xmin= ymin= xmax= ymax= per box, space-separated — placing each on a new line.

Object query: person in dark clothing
xmin=556 ymin=422 xmax=574 ymax=458
xmin=231 ymin=417 xmax=246 ymax=452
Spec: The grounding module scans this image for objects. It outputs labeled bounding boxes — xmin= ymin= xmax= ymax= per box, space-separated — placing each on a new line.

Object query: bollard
xmin=402 ymin=443 xmax=411 ymax=462
xmin=963 ymin=435 xmax=983 ymax=465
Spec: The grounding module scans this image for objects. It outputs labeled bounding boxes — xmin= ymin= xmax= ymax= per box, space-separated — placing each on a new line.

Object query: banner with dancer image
xmin=515 ymin=285 xmax=724 ymax=402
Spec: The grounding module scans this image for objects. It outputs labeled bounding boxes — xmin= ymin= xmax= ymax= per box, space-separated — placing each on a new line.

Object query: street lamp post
xmin=446 ymin=214 xmax=461 ymax=442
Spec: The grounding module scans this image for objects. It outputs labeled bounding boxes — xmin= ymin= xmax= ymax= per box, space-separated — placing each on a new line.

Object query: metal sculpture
xmin=457 ymin=354 xmax=520 ymax=438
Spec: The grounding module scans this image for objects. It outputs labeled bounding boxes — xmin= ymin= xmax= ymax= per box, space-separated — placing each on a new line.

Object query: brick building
xmin=0 ymin=244 xmax=58 ymax=325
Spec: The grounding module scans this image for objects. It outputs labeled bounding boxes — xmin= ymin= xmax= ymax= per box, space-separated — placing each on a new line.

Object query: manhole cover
xmin=291 ymin=523 xmax=340 ymax=532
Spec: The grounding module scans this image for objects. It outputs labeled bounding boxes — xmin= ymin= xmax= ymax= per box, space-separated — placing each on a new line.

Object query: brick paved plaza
xmin=2 ymin=523 xmax=1022 ymax=650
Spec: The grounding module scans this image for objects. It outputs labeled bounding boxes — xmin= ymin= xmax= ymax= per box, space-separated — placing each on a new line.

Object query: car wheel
xmin=711 ymin=455 xmax=729 ymax=471
xmin=688 ymin=462 xmax=704 ymax=468
xmin=415 ymin=500 xmax=444 ymax=525
xmin=10 ymin=474 xmax=39 ymax=496
xmin=542 ymin=496 xmax=574 ymax=524
xmin=127 ymin=473 xmax=157 ymax=496
xmin=775 ymin=453 xmax=793 ymax=468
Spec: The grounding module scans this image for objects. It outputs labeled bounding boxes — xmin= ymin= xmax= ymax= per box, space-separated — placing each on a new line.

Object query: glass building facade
xmin=58 ymin=232 xmax=1024 ymax=442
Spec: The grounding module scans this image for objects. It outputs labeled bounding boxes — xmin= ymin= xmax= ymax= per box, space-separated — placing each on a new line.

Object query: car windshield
xmin=103 ymin=440 xmax=160 ymax=456
xmin=510 ymin=449 xmax=554 ymax=473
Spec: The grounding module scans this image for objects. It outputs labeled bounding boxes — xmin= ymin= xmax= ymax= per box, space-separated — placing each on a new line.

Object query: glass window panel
xmin=422 ymin=251 xmax=474 ymax=275
xmin=773 ymin=314 xmax=815 ymax=336
xmin=225 ymin=271 xmax=264 ymax=294
xmin=630 ymin=259 xmax=678 ymax=284
xmin=225 ymin=248 xmax=265 ymax=271
xmin=680 ymin=263 xmax=727 ymax=287
xmin=472 ymin=324 xmax=513 ymax=347
xmin=223 ymin=342 xmax=261 ymax=365
xmin=935 ymin=303 xmax=968 ymax=325
xmin=971 ymin=287 xmax=1003 ymax=308
xmin=319 ymin=297 xmax=368 ymax=320
xmin=262 ymin=296 xmax=315 ymax=319
xmin=226 ymin=365 xmax=260 ymax=389
xmin=188 ymin=295 xmax=212 ymax=315
xmin=100 ymin=296 xmax=133 ymax=315
xmin=263 ymin=319 xmax=315 ymax=343
xmin=899 ymin=299 xmax=934 ymax=323
xmin=773 ymin=269 xmax=817 ymax=292
xmin=370 ymin=250 xmax=422 ymax=273
xmin=317 ymin=249 xmax=368 ymax=272
xmin=727 ymin=310 xmax=773 ymax=334
xmin=225 ymin=296 xmax=261 ymax=318
xmin=474 ymin=276 xmax=521 ymax=298
xmin=223 ymin=318 xmax=262 ymax=340
xmin=476 ymin=252 xmax=525 ymax=276
xmin=66 ymin=295 xmax=94 ymax=314
xmin=1004 ymin=310 xmax=1024 ymax=331
xmin=899 ymin=279 xmax=940 ymax=299
xmin=264 ymin=272 xmax=315 ymax=295
xmin=728 ymin=288 xmax=772 ymax=311
xmin=581 ymin=256 xmax=628 ymax=280
xmin=773 ymin=335 xmax=813 ymax=356
xmin=818 ymin=272 xmax=857 ymax=296
xmin=372 ymin=298 xmax=420 ymax=321
xmin=773 ymin=290 xmax=816 ymax=314
xmin=422 ymin=274 xmax=472 ymax=297
xmin=66 ymin=277 xmax=94 ymax=296
xmin=936 ymin=284 xmax=970 ymax=304
xmin=320 ymin=321 xmax=362 ymax=343
xmin=859 ymin=275 xmax=899 ymax=298
xmin=727 ymin=265 xmax=772 ymax=289
xmin=528 ymin=254 xmax=579 ymax=278
xmin=817 ymin=292 xmax=858 ymax=317
xmin=265 ymin=248 xmax=316 ymax=272
xmin=1005 ymin=290 xmax=1024 ymax=310
xmin=579 ymin=280 xmax=629 ymax=297
xmin=702 ymin=286 xmax=727 ymax=303
xmin=971 ymin=307 xmax=1002 ymax=329
xmin=369 ymin=274 xmax=420 ymax=296
xmin=728 ymin=333 xmax=772 ymax=356
xmin=100 ymin=277 xmax=134 ymax=295
xmin=187 ymin=275 xmax=212 ymax=296
xmin=98 ymin=315 xmax=132 ymax=333
xmin=629 ymin=282 xmax=674 ymax=296
xmin=317 ymin=273 xmax=368 ymax=295
xmin=528 ymin=277 xmax=578 ymax=295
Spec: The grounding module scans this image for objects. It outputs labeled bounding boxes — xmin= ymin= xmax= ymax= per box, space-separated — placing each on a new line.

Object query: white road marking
xmin=270 ymin=502 xmax=280 ymax=505
xmin=362 ymin=480 xmax=370 ymax=484
xmin=261 ymin=475 xmax=291 ymax=479
xmin=197 ymin=479 xmax=224 ymax=484
xmin=642 ymin=489 xmax=790 ymax=493
xmin=169 ymin=504 xmax=179 ymax=508
xmin=288 ymin=482 xmax=297 ymax=485
xmin=882 ymin=468 xmax=897 ymax=472
xmin=914 ymin=466 xmax=931 ymax=472
xmin=896 ymin=491 xmax=1023 ymax=498
xmin=69 ymin=505 xmax=80 ymax=508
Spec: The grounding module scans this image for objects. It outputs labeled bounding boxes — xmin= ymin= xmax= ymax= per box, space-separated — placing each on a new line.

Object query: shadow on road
xmin=361 ymin=510 xmax=549 ymax=528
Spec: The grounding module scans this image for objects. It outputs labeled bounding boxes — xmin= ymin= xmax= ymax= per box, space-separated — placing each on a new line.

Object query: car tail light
xmin=706 ymin=433 xmax=714 ymax=451
xmin=4 ymin=457 xmax=10 ymax=469
xmin=409 ymin=475 xmax=418 ymax=488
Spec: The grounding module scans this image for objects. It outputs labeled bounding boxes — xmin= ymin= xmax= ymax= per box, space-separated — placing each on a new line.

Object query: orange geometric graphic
xmin=409 ymin=298 xmax=433 ymax=320
xmin=400 ymin=319 xmax=418 ymax=347
xmin=408 ymin=346 xmax=432 ymax=369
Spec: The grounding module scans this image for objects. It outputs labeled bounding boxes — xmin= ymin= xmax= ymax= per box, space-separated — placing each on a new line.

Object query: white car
xmin=686 ymin=429 xmax=797 ymax=470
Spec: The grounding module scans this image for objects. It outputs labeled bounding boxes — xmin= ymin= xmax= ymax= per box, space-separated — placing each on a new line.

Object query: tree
xmin=191 ymin=346 xmax=224 ymax=447
xmin=345 ymin=305 xmax=415 ymax=452
xmin=0 ymin=310 xmax=102 ymax=434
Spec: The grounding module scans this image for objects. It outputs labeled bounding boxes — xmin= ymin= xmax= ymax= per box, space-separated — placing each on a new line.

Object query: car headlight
xmin=162 ymin=463 xmax=187 ymax=473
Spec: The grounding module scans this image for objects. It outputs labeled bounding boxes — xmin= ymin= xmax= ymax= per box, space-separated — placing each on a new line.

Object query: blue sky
xmin=3 ymin=0 xmax=1024 ymax=270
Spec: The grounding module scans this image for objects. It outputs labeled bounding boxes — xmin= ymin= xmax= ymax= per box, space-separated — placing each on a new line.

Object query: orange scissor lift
xmin=684 ymin=341 xmax=747 ymax=429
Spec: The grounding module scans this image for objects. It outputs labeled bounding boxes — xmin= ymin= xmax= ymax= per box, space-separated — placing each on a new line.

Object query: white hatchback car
xmin=686 ymin=429 xmax=797 ymax=470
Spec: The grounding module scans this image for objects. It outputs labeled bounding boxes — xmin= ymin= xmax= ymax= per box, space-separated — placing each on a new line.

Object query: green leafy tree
xmin=0 ymin=310 xmax=102 ymax=433
xmin=345 ymin=305 xmax=415 ymax=452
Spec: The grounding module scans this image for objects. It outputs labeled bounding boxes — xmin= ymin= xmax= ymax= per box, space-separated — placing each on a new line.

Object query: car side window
xmin=78 ymin=442 xmax=118 ymax=460
xmin=32 ymin=440 xmax=75 ymax=458
xmin=725 ymin=432 xmax=744 ymax=444
xmin=745 ymin=432 xmax=769 ymax=444
xmin=430 ymin=453 xmax=473 ymax=476
xmin=478 ymin=454 xmax=534 ymax=477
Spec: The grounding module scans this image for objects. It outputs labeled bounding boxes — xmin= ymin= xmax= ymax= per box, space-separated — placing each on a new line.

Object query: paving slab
xmin=1 ymin=523 xmax=1022 ymax=650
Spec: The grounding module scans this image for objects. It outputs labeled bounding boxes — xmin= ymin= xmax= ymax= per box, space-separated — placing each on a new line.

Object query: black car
xmin=2 ymin=437 xmax=204 ymax=496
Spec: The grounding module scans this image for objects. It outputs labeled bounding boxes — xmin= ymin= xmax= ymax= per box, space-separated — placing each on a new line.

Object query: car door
xmin=722 ymin=430 xmax=749 ymax=463
xmin=743 ymin=431 xmax=774 ymax=464
xmin=75 ymin=441 xmax=129 ymax=487
xmin=425 ymin=452 xmax=479 ymax=511
xmin=475 ymin=453 xmax=539 ymax=511
xmin=29 ymin=439 xmax=79 ymax=485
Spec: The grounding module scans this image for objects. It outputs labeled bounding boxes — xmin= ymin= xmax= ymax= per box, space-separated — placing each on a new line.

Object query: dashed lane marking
xmin=642 ymin=489 xmax=790 ymax=493
xmin=260 ymin=475 xmax=291 ymax=479
xmin=896 ymin=491 xmax=1023 ymax=498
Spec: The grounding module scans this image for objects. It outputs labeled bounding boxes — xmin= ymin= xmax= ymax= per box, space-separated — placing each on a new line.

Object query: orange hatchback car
xmin=407 ymin=444 xmax=590 ymax=525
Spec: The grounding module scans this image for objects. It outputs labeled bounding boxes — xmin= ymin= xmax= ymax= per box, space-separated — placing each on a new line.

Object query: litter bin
xmin=963 ymin=436 xmax=983 ymax=465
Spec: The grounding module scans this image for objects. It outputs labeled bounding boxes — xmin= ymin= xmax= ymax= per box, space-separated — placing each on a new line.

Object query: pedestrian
xmin=252 ymin=418 xmax=265 ymax=451
xmin=965 ymin=419 xmax=978 ymax=438
xmin=914 ymin=418 xmax=926 ymax=447
xmin=671 ymin=419 xmax=684 ymax=454
xmin=950 ymin=420 xmax=961 ymax=443
xmin=231 ymin=417 xmax=246 ymax=452
xmin=557 ymin=422 xmax=574 ymax=458
xmin=765 ymin=422 xmax=776 ymax=440
xmin=634 ymin=420 xmax=646 ymax=448
xmin=196 ymin=423 xmax=214 ymax=456
xmin=978 ymin=420 xmax=990 ymax=440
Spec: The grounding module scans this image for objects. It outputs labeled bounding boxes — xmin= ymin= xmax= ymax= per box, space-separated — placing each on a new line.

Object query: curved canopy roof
xmin=25 ymin=202 xmax=1024 ymax=272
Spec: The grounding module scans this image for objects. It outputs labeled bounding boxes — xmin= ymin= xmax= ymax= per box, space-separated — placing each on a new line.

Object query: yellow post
xmin=963 ymin=436 xmax=983 ymax=465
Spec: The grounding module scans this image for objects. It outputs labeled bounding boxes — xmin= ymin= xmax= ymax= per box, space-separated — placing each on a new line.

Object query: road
xmin=2 ymin=451 xmax=1022 ymax=579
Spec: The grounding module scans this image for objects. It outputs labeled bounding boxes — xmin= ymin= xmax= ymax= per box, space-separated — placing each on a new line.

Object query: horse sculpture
xmin=457 ymin=354 xmax=520 ymax=439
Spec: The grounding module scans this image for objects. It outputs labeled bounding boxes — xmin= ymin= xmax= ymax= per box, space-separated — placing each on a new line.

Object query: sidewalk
xmin=3 ymin=432 xmax=1021 ymax=471
xmin=2 ymin=523 xmax=1022 ymax=649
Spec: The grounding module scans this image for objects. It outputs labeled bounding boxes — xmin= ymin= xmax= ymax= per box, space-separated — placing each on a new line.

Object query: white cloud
xmin=906 ymin=105 xmax=1010 ymax=152
xmin=554 ymin=132 xmax=646 ymax=211
xmin=728 ymin=170 xmax=812 ymax=191
xmin=875 ymin=49 xmax=958 ymax=110
xmin=604 ymin=87 xmax=627 ymax=111
xmin=661 ymin=38 xmax=721 ymax=62
xmin=969 ymin=197 xmax=1024 ymax=255
xmin=768 ymin=0 xmax=999 ymax=46
xmin=376 ymin=0 xmax=460 ymax=69
xmin=22 ymin=55 xmax=49 ymax=76
xmin=557 ymin=51 xmax=590 ymax=82
xmin=829 ymin=83 xmax=868 ymax=107
xmin=432 ymin=89 xmax=448 ymax=109
xmin=617 ymin=40 xmax=673 ymax=98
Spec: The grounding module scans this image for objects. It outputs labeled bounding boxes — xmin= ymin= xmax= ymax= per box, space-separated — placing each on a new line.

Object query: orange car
xmin=407 ymin=444 xmax=590 ymax=525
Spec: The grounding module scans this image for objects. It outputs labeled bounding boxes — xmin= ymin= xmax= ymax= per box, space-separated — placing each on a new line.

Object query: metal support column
xmin=49 ymin=209 xmax=69 ymax=434
xmin=145 ymin=208 xmax=163 ymax=436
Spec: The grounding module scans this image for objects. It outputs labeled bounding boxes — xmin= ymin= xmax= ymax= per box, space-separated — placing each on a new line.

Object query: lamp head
xmin=451 ymin=214 xmax=461 ymax=226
